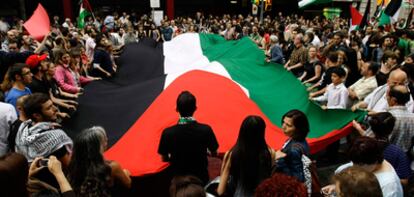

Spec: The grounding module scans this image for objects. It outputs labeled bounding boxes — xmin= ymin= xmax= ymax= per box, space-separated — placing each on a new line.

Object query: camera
xmin=38 ymin=159 xmax=49 ymax=167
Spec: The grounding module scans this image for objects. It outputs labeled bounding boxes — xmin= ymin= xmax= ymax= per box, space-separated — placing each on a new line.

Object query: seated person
xmin=348 ymin=61 xmax=379 ymax=105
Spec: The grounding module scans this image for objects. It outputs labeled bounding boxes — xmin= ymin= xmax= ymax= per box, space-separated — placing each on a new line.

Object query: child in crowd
xmin=312 ymin=67 xmax=348 ymax=109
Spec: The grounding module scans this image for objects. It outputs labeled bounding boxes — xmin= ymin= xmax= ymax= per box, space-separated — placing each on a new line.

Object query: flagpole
xmin=83 ymin=0 xmax=96 ymax=22
xmin=260 ymin=0 xmax=264 ymax=24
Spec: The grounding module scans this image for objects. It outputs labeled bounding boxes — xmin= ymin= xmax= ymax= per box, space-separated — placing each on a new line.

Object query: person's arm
xmin=79 ymin=75 xmax=92 ymax=85
xmin=48 ymin=156 xmax=73 ymax=193
xmin=94 ymin=64 xmax=112 ymax=77
xmin=49 ymin=91 xmax=77 ymax=111
xmin=352 ymin=120 xmax=366 ymax=136
xmin=158 ymin=130 xmax=170 ymax=162
xmin=54 ymin=67 xmax=81 ymax=94
xmin=303 ymin=65 xmax=322 ymax=84
xmin=156 ymin=30 xmax=161 ymax=42
xmin=299 ymin=71 xmax=307 ymax=82
xmin=110 ymin=161 xmax=132 ymax=188
xmin=34 ymin=33 xmax=51 ymax=54
xmin=312 ymin=90 xmax=328 ymax=102
xmin=309 ymin=86 xmax=327 ymax=98
xmin=284 ymin=60 xmax=290 ymax=68
xmin=57 ymin=87 xmax=80 ymax=99
xmin=161 ymin=30 xmax=166 ymax=42
xmin=217 ymin=151 xmax=231 ymax=196
xmin=287 ymin=62 xmax=303 ymax=71
xmin=307 ymin=78 xmax=322 ymax=91
xmin=322 ymin=43 xmax=335 ymax=56
xmin=348 ymin=87 xmax=358 ymax=100
xmin=351 ymin=101 xmax=368 ymax=111
xmin=207 ymin=128 xmax=219 ymax=157
xmin=287 ymin=146 xmax=306 ymax=182
xmin=353 ymin=80 xmax=378 ymax=101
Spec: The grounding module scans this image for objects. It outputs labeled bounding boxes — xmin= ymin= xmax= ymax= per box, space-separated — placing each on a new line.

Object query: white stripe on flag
xmin=163 ymin=33 xmax=250 ymax=96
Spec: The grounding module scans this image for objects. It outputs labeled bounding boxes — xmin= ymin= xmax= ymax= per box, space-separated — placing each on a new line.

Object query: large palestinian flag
xmin=64 ymin=33 xmax=365 ymax=176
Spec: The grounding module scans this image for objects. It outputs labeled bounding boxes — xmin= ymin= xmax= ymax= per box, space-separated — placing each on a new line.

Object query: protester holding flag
xmin=274 ymin=110 xmax=310 ymax=183
xmin=78 ymin=0 xmax=93 ymax=29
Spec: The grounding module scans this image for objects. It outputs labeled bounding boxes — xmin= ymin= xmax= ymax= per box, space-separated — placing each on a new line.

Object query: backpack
xmin=293 ymin=144 xmax=322 ymax=197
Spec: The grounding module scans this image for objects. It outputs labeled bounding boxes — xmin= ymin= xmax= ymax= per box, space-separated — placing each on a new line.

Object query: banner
xmin=23 ymin=3 xmax=50 ymax=41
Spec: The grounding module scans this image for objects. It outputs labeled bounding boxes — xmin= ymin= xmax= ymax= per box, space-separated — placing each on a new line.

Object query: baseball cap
xmin=25 ymin=54 xmax=48 ymax=68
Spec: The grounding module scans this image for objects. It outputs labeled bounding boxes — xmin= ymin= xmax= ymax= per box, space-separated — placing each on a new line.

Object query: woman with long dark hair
xmin=274 ymin=109 xmax=310 ymax=182
xmin=68 ymin=126 xmax=131 ymax=196
xmin=217 ymin=115 xmax=276 ymax=197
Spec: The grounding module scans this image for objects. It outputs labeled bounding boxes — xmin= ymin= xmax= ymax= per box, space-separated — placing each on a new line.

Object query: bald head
xmin=388 ymin=85 xmax=410 ymax=106
xmin=388 ymin=69 xmax=408 ymax=87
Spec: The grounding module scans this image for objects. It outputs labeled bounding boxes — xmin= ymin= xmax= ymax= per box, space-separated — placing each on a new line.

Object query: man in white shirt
xmin=85 ymin=29 xmax=97 ymax=60
xmin=348 ymin=61 xmax=379 ymax=105
xmin=0 ymin=102 xmax=17 ymax=156
xmin=352 ymin=69 xmax=414 ymax=113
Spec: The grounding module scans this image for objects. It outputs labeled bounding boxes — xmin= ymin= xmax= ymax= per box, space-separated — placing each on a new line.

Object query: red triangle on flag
xmin=24 ymin=3 xmax=50 ymax=41
xmin=350 ymin=5 xmax=363 ymax=26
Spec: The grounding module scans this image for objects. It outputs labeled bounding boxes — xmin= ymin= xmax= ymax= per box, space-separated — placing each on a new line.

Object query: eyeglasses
xmin=22 ymin=71 xmax=31 ymax=76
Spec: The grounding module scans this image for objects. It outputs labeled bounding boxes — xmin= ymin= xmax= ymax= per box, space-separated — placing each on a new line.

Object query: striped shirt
xmin=388 ymin=106 xmax=414 ymax=152
xmin=383 ymin=144 xmax=412 ymax=179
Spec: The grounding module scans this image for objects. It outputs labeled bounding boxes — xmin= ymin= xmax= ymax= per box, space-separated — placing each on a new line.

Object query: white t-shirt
xmin=0 ymin=102 xmax=17 ymax=156
xmin=85 ymin=37 xmax=96 ymax=60
xmin=335 ymin=162 xmax=403 ymax=197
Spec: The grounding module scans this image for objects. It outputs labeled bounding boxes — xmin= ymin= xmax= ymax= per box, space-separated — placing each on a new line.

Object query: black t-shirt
xmin=158 ymin=121 xmax=219 ymax=183
xmin=303 ymin=60 xmax=323 ymax=83
xmin=91 ymin=48 xmax=114 ymax=78
xmin=28 ymin=76 xmax=49 ymax=94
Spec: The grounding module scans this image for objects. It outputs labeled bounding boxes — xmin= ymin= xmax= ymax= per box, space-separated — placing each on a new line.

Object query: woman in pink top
xmin=54 ymin=51 xmax=91 ymax=94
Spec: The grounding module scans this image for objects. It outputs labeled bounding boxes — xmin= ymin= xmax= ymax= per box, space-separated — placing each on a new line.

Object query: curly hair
xmin=255 ymin=173 xmax=307 ymax=197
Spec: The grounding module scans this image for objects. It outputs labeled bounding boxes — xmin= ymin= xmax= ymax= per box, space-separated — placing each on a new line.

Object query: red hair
xmin=255 ymin=173 xmax=307 ymax=197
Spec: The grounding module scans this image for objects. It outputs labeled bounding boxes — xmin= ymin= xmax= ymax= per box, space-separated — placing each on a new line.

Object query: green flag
xmin=78 ymin=0 xmax=91 ymax=29
xmin=379 ymin=10 xmax=391 ymax=26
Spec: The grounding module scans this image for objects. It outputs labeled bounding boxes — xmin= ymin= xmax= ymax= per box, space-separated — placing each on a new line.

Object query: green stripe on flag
xmin=379 ymin=10 xmax=391 ymax=26
xmin=78 ymin=5 xmax=91 ymax=29
xmin=199 ymin=34 xmax=366 ymax=138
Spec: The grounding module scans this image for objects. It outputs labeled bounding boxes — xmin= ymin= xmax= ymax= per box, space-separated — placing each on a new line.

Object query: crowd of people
xmin=0 ymin=9 xmax=414 ymax=196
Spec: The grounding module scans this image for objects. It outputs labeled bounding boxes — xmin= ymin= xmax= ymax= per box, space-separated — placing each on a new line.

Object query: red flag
xmin=350 ymin=5 xmax=363 ymax=26
xmin=24 ymin=4 xmax=50 ymax=41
